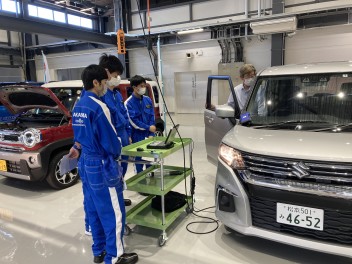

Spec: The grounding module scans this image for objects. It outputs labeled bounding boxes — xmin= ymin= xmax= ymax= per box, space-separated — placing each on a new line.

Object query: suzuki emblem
xmin=291 ymin=161 xmax=310 ymax=179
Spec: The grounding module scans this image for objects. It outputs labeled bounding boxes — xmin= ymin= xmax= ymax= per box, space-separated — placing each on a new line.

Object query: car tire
xmin=46 ymin=151 xmax=79 ymax=190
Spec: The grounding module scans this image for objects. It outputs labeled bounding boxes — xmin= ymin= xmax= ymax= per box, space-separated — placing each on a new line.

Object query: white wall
xmin=35 ymin=48 xmax=121 ymax=82
xmin=128 ymin=36 xmax=271 ymax=112
xmin=285 ymin=24 xmax=352 ymax=64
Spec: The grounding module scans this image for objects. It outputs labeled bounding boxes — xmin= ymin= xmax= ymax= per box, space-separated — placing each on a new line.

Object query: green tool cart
xmin=122 ymin=136 xmax=194 ymax=246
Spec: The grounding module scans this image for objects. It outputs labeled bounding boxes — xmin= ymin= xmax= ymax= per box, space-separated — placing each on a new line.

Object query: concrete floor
xmin=0 ymin=114 xmax=351 ymax=264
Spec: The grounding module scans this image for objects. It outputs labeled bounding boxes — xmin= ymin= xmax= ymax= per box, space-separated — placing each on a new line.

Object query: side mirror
xmin=215 ymin=105 xmax=235 ymax=118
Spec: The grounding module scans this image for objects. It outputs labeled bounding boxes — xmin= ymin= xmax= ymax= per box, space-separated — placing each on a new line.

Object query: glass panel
xmin=37 ymin=7 xmax=53 ymax=20
xmin=81 ymin=17 xmax=92 ymax=29
xmin=2 ymin=0 xmax=18 ymax=13
xmin=53 ymin=11 xmax=65 ymax=23
xmin=28 ymin=4 xmax=37 ymax=17
xmin=247 ymin=73 xmax=352 ymax=128
xmin=67 ymin=14 xmax=80 ymax=26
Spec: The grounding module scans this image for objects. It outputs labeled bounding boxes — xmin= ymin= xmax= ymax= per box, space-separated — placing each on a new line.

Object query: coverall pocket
xmin=85 ymin=164 xmax=104 ymax=191
xmin=144 ymin=106 xmax=154 ymax=119
xmin=77 ymin=160 xmax=86 ymax=184
xmin=102 ymin=157 xmax=122 ymax=187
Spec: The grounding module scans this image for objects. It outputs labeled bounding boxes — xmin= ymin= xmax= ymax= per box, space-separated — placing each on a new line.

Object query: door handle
xmin=205 ymin=115 xmax=214 ymax=123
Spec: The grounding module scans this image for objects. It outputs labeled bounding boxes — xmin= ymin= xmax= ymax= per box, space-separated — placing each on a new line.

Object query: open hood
xmin=0 ymin=85 xmax=70 ymax=116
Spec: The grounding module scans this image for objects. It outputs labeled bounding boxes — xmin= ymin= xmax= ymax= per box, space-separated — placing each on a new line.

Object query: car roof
xmin=259 ymin=61 xmax=352 ymax=76
xmin=42 ymin=79 xmax=158 ymax=88
xmin=42 ymin=80 xmax=83 ymax=88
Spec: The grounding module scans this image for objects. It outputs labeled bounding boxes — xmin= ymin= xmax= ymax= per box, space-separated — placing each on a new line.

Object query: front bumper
xmin=215 ymin=158 xmax=352 ymax=258
xmin=0 ymin=149 xmax=43 ymax=181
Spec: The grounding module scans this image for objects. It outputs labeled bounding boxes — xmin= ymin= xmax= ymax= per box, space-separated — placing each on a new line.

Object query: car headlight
xmin=219 ymin=143 xmax=245 ymax=169
xmin=20 ymin=129 xmax=41 ymax=148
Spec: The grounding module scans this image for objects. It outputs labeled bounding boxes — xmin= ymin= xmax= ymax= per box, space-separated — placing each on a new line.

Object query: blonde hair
xmin=239 ymin=64 xmax=256 ymax=78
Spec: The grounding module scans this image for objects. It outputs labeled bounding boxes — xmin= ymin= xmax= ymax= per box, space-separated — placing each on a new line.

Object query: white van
xmin=204 ymin=62 xmax=352 ymax=258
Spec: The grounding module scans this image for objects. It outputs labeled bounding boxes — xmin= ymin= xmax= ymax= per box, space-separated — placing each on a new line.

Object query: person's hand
xmin=68 ymin=147 xmax=80 ymax=159
xmin=129 ymin=137 xmax=132 ymax=144
xmin=149 ymin=125 xmax=156 ymax=133
xmin=148 ymin=136 xmax=153 ymax=139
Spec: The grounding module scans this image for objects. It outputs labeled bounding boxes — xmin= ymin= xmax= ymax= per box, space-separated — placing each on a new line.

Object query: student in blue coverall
xmin=71 ymin=65 xmax=138 ymax=264
xmin=99 ymin=54 xmax=132 ymax=206
xmin=125 ymin=75 xmax=156 ymax=173
xmin=71 ymin=54 xmax=132 ymax=237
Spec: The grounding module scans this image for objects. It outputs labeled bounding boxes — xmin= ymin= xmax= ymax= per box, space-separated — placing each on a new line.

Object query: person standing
xmin=227 ymin=64 xmax=257 ymax=110
xmin=125 ymin=75 xmax=156 ymax=174
xmin=99 ymin=53 xmax=132 ymax=206
xmin=71 ymin=64 xmax=138 ymax=264
xmin=70 ymin=54 xmax=132 ymax=237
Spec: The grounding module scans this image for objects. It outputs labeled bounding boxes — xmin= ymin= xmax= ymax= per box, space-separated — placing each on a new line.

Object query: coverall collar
xmin=85 ymin=91 xmax=101 ymax=100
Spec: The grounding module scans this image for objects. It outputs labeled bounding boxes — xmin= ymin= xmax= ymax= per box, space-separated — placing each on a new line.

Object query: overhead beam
xmin=0 ymin=46 xmax=21 ymax=56
xmin=0 ymin=15 xmax=116 ymax=45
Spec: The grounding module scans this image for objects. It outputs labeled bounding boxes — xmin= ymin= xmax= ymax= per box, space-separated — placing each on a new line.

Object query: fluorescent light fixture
xmin=177 ymin=28 xmax=204 ymax=35
xmin=250 ymin=16 xmax=297 ymax=34
xmin=55 ymin=0 xmax=65 ymax=3
xmin=80 ymin=7 xmax=92 ymax=12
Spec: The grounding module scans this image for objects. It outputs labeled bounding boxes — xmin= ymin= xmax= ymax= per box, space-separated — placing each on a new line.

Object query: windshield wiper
xmin=253 ymin=120 xmax=329 ymax=129
xmin=310 ymin=122 xmax=352 ymax=132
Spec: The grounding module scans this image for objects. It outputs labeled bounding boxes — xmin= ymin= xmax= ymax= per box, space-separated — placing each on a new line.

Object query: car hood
xmin=222 ymin=125 xmax=352 ymax=163
xmin=0 ymin=85 xmax=70 ymax=116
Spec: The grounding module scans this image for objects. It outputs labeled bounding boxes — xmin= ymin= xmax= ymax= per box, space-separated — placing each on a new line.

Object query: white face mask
xmin=107 ymin=76 xmax=121 ymax=87
xmin=244 ymin=77 xmax=255 ymax=87
xmin=137 ymin=87 xmax=146 ymax=95
xmin=98 ymin=84 xmax=108 ymax=97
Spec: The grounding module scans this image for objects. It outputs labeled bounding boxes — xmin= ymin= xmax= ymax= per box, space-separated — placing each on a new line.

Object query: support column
xmin=271 ymin=0 xmax=285 ymax=66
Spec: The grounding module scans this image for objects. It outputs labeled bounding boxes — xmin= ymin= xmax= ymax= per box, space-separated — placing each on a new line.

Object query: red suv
xmin=0 ymin=80 xmax=164 ymax=189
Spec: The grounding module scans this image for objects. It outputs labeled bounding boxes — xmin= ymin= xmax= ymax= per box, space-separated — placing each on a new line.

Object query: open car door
xmin=204 ymin=75 xmax=240 ymax=165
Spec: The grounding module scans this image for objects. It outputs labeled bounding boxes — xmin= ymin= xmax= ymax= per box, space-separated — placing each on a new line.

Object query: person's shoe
xmin=115 ymin=252 xmax=138 ymax=264
xmin=93 ymin=250 xmax=106 ymax=263
xmin=124 ymin=199 xmax=132 ymax=206
xmin=85 ymin=228 xmax=92 ymax=236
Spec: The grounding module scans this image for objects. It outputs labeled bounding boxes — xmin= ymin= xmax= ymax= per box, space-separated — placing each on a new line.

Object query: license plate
xmin=276 ymin=203 xmax=324 ymax=231
xmin=0 ymin=160 xmax=7 ymax=171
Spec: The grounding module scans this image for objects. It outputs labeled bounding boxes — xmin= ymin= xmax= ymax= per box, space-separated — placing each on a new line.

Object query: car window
xmin=152 ymin=86 xmax=159 ymax=103
xmin=50 ymin=87 xmax=82 ymax=111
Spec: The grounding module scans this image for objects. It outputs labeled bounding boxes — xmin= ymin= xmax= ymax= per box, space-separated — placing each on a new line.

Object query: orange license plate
xmin=0 ymin=160 xmax=7 ymax=171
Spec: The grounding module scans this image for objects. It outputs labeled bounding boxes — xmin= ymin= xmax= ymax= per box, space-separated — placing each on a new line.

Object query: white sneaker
xmin=85 ymin=230 xmax=92 ymax=236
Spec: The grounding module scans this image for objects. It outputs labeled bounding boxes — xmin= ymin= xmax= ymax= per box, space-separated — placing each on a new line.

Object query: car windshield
xmin=246 ymin=73 xmax=352 ymax=131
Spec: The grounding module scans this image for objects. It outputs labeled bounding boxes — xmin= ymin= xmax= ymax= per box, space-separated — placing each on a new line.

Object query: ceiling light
xmin=177 ymin=28 xmax=204 ymax=35
xmin=55 ymin=0 xmax=65 ymax=3
xmin=250 ymin=16 xmax=297 ymax=35
xmin=80 ymin=7 xmax=91 ymax=12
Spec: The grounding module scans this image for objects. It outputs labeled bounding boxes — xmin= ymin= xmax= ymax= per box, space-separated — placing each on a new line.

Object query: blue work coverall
xmin=102 ymin=88 xmax=131 ymax=176
xmin=72 ymin=91 xmax=125 ymax=264
xmin=125 ymin=93 xmax=155 ymax=173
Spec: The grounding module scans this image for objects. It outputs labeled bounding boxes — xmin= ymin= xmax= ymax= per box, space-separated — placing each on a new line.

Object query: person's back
xmin=72 ymin=64 xmax=138 ymax=264
xmin=73 ymin=92 xmax=120 ymax=157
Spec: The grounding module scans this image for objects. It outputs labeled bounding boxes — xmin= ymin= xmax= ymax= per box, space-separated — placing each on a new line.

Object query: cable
xmin=135 ymin=0 xmax=190 ymax=201
xmin=134 ymin=0 xmax=219 ymax=236
xmin=186 ymin=206 xmax=220 ymax=235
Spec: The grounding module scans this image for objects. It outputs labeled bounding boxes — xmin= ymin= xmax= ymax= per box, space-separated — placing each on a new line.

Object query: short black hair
xmin=99 ymin=53 xmax=124 ymax=75
xmin=81 ymin=64 xmax=108 ymax=90
xmin=130 ymin=75 xmax=146 ymax=88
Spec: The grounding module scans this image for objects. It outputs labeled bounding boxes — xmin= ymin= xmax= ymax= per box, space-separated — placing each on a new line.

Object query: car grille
xmin=7 ymin=161 xmax=21 ymax=174
xmin=241 ymin=153 xmax=352 ymax=199
xmin=3 ymin=134 xmax=20 ymax=142
xmin=250 ymin=195 xmax=352 ymax=245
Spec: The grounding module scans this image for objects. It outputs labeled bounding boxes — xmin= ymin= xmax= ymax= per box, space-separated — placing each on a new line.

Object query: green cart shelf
xmin=122 ymin=137 xmax=194 ymax=246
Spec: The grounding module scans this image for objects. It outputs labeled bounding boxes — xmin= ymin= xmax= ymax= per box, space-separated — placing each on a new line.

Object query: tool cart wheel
xmin=158 ymin=234 xmax=167 ymax=247
xmin=124 ymin=225 xmax=132 ymax=236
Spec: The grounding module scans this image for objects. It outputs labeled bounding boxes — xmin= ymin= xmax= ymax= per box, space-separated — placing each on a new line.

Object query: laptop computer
xmin=146 ymin=124 xmax=179 ymax=149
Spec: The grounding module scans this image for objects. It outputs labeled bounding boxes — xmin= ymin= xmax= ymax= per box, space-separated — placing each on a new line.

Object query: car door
xmin=204 ymin=76 xmax=239 ymax=165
